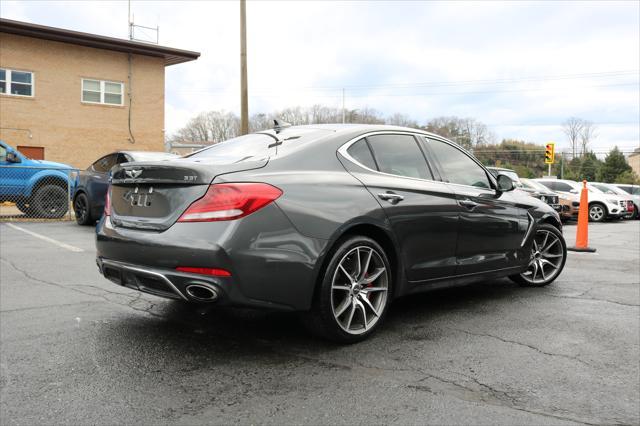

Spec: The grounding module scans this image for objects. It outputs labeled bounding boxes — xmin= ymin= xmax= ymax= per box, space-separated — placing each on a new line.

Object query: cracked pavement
xmin=1 ymin=220 xmax=638 ymax=425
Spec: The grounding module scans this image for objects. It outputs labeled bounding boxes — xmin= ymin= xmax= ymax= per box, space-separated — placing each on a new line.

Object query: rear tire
xmin=74 ymin=193 xmax=94 ymax=225
xmin=588 ymin=203 xmax=606 ymax=223
xmin=509 ymin=224 xmax=567 ymax=287
xmin=32 ymin=184 xmax=68 ymax=219
xmin=303 ymin=236 xmax=392 ymax=343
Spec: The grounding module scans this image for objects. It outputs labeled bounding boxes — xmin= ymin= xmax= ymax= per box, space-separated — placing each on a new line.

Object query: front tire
xmin=588 ymin=203 xmax=606 ymax=222
xmin=304 ymin=236 xmax=392 ymax=343
xmin=15 ymin=200 xmax=33 ymax=216
xmin=510 ymin=223 xmax=567 ymax=287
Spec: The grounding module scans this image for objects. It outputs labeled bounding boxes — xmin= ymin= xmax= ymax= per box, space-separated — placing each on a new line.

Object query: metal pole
xmin=560 ymin=152 xmax=564 ymax=179
xmin=239 ymin=0 xmax=249 ymax=135
xmin=342 ymin=88 xmax=345 ymax=124
xmin=548 ymin=163 xmax=551 ymax=177
xmin=67 ymin=170 xmax=72 ymax=221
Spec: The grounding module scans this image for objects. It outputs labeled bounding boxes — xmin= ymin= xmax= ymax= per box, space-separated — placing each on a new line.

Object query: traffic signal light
xmin=545 ymin=143 xmax=555 ymax=164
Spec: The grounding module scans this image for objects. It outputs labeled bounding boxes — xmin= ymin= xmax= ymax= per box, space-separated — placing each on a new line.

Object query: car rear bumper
xmin=95 ymin=204 xmax=328 ymax=311
xmin=97 ymin=257 xmax=230 ymax=303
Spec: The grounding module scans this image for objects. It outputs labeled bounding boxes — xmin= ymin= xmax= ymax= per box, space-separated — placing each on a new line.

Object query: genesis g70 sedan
xmin=96 ymin=123 xmax=567 ymax=342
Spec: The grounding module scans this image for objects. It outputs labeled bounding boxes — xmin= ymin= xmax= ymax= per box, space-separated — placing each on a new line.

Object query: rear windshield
xmin=131 ymin=152 xmax=176 ymax=161
xmin=187 ymin=134 xmax=275 ymax=163
xmin=187 ymin=129 xmax=333 ymax=163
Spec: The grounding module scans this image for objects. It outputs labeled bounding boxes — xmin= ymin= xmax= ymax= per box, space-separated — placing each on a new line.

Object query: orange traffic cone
xmin=568 ymin=179 xmax=596 ymax=252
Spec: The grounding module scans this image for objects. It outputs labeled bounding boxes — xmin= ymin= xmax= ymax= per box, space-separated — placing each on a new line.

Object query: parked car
xmin=614 ymin=184 xmax=640 ymax=219
xmin=535 ymin=178 xmax=628 ymax=222
xmin=0 ymin=140 xmax=75 ymax=218
xmin=520 ymin=178 xmax=579 ymax=222
xmin=590 ymin=182 xmax=637 ymax=219
xmin=96 ymin=124 xmax=566 ymax=343
xmin=73 ymin=151 xmax=177 ymax=225
xmin=487 ymin=167 xmax=562 ymax=215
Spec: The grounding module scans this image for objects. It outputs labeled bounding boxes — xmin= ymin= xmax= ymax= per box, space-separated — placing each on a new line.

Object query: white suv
xmin=534 ymin=179 xmax=628 ymax=222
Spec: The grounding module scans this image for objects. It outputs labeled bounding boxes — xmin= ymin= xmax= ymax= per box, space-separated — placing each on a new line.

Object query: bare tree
xmin=385 ymin=113 xmax=418 ymax=128
xmin=423 ymin=116 xmax=493 ymax=150
xmin=580 ymin=120 xmax=597 ymax=156
xmin=562 ymin=117 xmax=584 ymax=159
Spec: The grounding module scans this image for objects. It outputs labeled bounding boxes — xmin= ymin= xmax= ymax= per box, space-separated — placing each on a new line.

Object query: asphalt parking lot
xmin=1 ymin=220 xmax=638 ymax=425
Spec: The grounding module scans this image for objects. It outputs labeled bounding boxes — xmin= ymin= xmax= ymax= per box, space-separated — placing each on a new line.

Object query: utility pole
xmin=239 ymin=0 xmax=249 ymax=135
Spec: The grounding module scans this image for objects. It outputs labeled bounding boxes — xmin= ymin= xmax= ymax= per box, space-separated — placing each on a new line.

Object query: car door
xmin=340 ymin=133 xmax=459 ymax=282
xmin=0 ymin=143 xmax=26 ymax=198
xmin=424 ymin=137 xmax=529 ymax=275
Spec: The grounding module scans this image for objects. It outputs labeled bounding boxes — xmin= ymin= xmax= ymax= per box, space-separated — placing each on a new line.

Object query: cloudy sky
xmin=2 ymin=0 xmax=639 ymax=152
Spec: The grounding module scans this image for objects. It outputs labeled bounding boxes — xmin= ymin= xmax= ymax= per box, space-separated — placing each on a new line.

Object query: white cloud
xmin=1 ymin=0 xmax=638 ymax=151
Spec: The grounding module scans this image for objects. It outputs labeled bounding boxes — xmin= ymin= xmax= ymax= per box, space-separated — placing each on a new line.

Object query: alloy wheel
xmin=519 ymin=229 xmax=564 ymax=285
xmin=330 ymin=246 xmax=389 ymax=335
xmin=589 ymin=205 xmax=605 ymax=221
xmin=74 ymin=196 xmax=87 ymax=223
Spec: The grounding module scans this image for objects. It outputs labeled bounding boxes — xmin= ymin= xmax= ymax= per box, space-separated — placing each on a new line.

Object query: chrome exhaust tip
xmin=185 ymin=283 xmax=218 ymax=302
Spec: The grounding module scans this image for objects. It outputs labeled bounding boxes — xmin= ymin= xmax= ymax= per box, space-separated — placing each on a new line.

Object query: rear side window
xmin=366 ymin=134 xmax=431 ymax=179
xmin=92 ymin=154 xmax=118 ymax=173
xmin=428 ymin=139 xmax=491 ymax=189
xmin=347 ymin=139 xmax=377 ymax=170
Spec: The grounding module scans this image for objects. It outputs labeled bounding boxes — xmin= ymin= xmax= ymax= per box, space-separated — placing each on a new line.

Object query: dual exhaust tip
xmin=185 ymin=283 xmax=219 ymax=302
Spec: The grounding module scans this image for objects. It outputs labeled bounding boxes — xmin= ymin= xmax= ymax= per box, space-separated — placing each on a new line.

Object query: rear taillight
xmin=104 ymin=185 xmax=111 ymax=216
xmin=176 ymin=266 xmax=231 ymax=277
xmin=178 ymin=183 xmax=282 ymax=222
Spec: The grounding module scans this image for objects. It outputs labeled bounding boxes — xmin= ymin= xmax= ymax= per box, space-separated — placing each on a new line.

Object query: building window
xmin=81 ymin=79 xmax=123 ymax=105
xmin=0 ymin=68 xmax=34 ymax=97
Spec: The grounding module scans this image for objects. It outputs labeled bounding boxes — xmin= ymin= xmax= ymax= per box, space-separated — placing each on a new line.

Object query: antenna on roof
xmin=273 ymin=119 xmax=292 ymax=134
xmin=127 ymin=0 xmax=159 ymax=44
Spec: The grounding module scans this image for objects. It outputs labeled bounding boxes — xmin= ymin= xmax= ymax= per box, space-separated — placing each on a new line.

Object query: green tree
xmin=578 ymin=152 xmax=602 ymax=182
xmin=598 ymin=146 xmax=632 ymax=182
xmin=614 ymin=170 xmax=640 ymax=185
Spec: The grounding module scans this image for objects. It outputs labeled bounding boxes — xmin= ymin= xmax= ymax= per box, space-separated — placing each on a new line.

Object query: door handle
xmin=378 ymin=192 xmax=404 ymax=204
xmin=459 ymin=199 xmax=479 ymax=209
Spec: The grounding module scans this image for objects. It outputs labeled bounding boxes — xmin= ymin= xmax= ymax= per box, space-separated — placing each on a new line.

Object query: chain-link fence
xmin=0 ymin=166 xmax=79 ymax=221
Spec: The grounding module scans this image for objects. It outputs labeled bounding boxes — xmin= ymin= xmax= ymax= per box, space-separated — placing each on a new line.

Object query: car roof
xmin=259 ymin=123 xmax=436 ymax=139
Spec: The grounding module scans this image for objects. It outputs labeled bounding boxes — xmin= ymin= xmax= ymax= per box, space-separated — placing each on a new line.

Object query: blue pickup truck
xmin=0 ymin=141 xmax=75 ymax=218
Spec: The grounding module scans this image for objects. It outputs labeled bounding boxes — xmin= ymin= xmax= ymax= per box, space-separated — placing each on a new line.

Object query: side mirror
xmin=569 ymin=189 xmax=579 ymax=194
xmin=6 ymin=152 xmax=21 ymax=163
xmin=497 ymin=174 xmax=515 ymax=192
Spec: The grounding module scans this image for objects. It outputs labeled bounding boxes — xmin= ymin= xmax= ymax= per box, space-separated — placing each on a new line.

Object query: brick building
xmin=628 ymin=148 xmax=640 ymax=178
xmin=0 ymin=18 xmax=199 ymax=168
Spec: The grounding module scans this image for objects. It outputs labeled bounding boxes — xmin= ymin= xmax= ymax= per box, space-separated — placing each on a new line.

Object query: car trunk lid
xmin=109 ymin=158 xmax=268 ymax=231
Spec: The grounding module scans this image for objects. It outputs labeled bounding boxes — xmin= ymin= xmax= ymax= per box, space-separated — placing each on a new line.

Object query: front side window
xmin=0 ymin=145 xmax=6 ymax=162
xmin=428 ymin=139 xmax=491 ymax=189
xmin=82 ymin=79 xmax=123 ymax=105
xmin=366 ymin=134 xmax=431 ymax=179
xmin=0 ymin=68 xmax=34 ymax=97
xmin=554 ymin=182 xmax=575 ymax=192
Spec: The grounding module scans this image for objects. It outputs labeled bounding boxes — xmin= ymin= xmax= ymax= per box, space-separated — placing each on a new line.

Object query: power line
xmin=181 ymin=81 xmax=639 ymax=98
xmin=181 ymin=70 xmax=639 ymax=93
